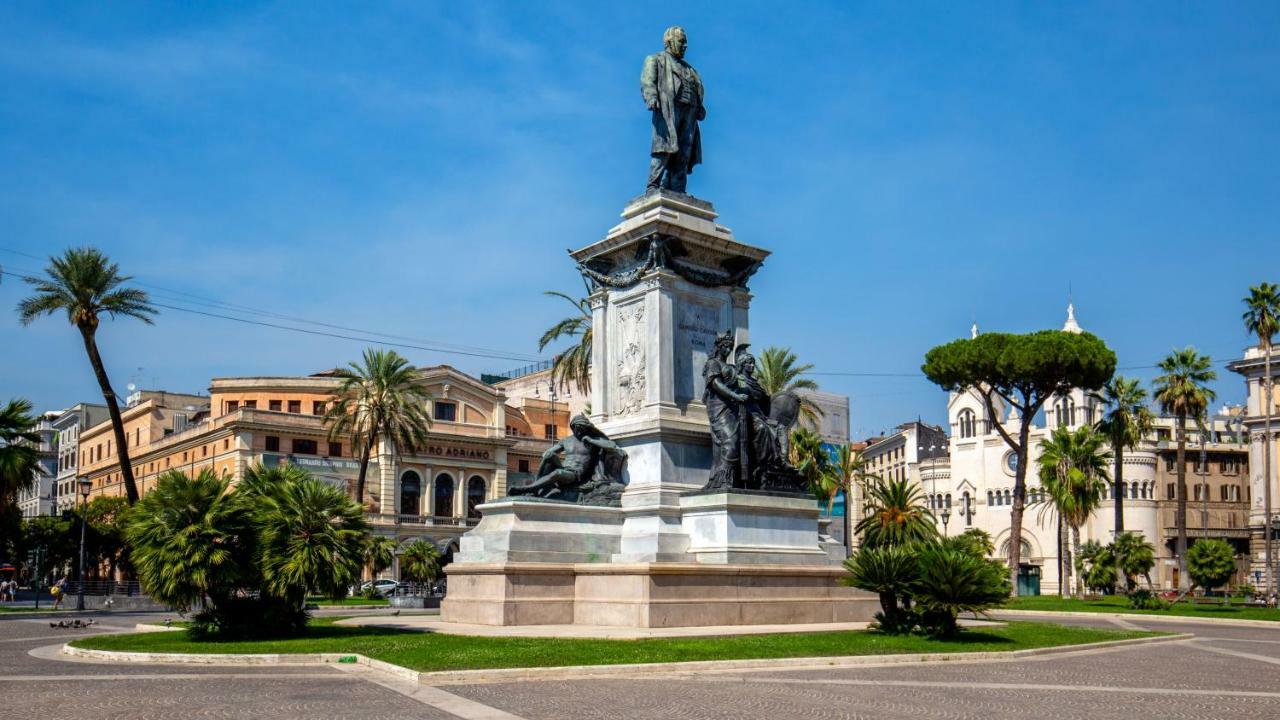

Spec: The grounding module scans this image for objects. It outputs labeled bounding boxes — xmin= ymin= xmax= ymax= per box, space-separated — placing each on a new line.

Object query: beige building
xmin=81 ymin=366 xmax=568 ymax=576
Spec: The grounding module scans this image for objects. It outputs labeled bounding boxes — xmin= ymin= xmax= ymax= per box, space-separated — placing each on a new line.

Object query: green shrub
xmin=360 ymin=585 xmax=384 ymax=601
xmin=1186 ymin=539 xmax=1236 ymax=593
xmin=1127 ymin=588 xmax=1168 ymax=610
xmin=189 ymin=596 xmax=308 ymax=641
xmin=912 ymin=544 xmax=1011 ymax=636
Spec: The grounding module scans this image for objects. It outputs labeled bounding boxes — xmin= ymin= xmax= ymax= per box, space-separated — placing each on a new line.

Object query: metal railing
xmin=364 ymin=513 xmax=477 ymax=528
xmin=63 ymin=580 xmax=145 ymax=597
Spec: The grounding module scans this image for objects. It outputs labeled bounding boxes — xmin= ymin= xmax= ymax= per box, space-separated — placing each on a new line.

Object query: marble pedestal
xmin=439 ymin=191 xmax=878 ymax=629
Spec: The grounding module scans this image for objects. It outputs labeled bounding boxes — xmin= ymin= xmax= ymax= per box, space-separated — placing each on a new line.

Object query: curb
xmin=60 ymin=632 xmax=1188 ymax=685
xmin=993 ymin=609 xmax=1280 ymax=629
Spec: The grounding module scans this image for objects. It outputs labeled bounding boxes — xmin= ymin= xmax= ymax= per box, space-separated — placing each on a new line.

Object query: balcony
xmin=365 ymin=513 xmax=479 ymax=529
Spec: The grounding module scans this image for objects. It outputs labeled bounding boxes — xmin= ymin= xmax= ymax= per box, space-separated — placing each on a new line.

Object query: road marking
xmin=336 ymin=665 xmax=528 ymax=720
xmin=679 ymin=676 xmax=1280 ymax=699
xmin=1189 ymin=640 xmax=1280 ymax=666
xmin=1200 ymin=636 xmax=1280 ymax=645
xmin=1106 ymin=617 xmax=1147 ymax=632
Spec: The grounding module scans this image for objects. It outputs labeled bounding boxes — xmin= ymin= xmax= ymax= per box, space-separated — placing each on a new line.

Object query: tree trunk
xmin=79 ymin=326 xmax=139 ymax=504
xmin=1008 ymin=420 xmax=1032 ymax=595
xmin=1264 ymin=344 xmax=1274 ymax=596
xmin=1058 ymin=515 xmax=1069 ymax=597
xmin=1072 ymin=525 xmax=1083 ymax=597
xmin=1114 ymin=444 xmax=1125 ymax=535
xmin=1176 ymin=411 xmax=1189 ymax=590
xmin=844 ymin=483 xmax=854 ymax=558
xmin=355 ymin=436 xmax=374 ymax=509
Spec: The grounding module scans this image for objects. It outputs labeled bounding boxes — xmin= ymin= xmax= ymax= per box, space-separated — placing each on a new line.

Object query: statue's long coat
xmin=641 ymin=50 xmax=704 ymax=169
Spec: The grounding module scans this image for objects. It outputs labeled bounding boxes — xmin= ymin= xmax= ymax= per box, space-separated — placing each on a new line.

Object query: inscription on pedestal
xmin=675 ymin=297 xmax=722 ymax=404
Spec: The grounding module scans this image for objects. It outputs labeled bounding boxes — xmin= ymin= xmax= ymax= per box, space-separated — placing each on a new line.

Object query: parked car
xmin=358 ymin=579 xmax=398 ymax=597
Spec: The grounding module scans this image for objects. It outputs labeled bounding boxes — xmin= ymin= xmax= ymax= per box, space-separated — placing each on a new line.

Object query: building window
xmin=1167 ymin=483 xmax=1176 ymax=500
xmin=312 ymin=401 xmax=326 ymax=416
xmin=433 ymin=402 xmax=457 ymax=422
xmin=1165 ymin=456 xmax=1175 ymax=471
xmin=244 ymin=400 xmax=256 ymax=410
xmin=292 ymin=439 xmax=318 ymax=455
xmin=226 ymin=400 xmax=239 ymax=414
xmin=400 ymin=471 xmax=422 ymax=516
xmin=202 ymin=446 xmax=208 ymax=457
xmin=1003 ymin=489 xmax=1011 ymax=506
xmin=1222 ymin=457 xmax=1240 ymax=474
xmin=434 ymin=473 xmax=455 ymax=517
xmin=264 ymin=436 xmax=280 ymax=452
xmin=544 ymin=423 xmax=557 ymax=440
xmin=287 ymin=400 xmax=301 ymax=414
xmin=328 ymin=442 xmax=342 ymax=457
xmin=467 ymin=476 xmax=487 ymax=519
xmin=269 ymin=400 xmax=282 ymax=412
xmin=134 ymin=428 xmax=140 ymax=446
xmin=223 ymin=438 xmax=230 ymax=450
xmin=518 ymin=459 xmax=529 ymax=473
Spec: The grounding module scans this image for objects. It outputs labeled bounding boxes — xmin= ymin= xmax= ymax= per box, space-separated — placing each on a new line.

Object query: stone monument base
xmin=442 ymin=561 xmax=877 ymax=628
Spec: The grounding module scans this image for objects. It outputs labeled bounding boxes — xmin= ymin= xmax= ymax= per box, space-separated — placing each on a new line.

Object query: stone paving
xmin=3 ymin=610 xmax=1279 ymax=719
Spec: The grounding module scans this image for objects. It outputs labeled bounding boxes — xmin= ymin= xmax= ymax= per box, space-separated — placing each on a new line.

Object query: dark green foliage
xmin=125 ymin=466 xmax=372 ymax=639
xmin=189 ymin=595 xmax=309 ymax=641
xmin=127 ymin=470 xmax=255 ymax=611
xmin=0 ymin=398 xmax=42 ymax=514
xmin=855 ymin=477 xmax=938 ymax=550
xmin=913 ymin=544 xmax=1012 ymax=636
xmin=539 ymin=291 xmax=593 ymax=394
xmin=842 ymin=544 xmax=919 ymax=630
xmin=1076 ymin=541 xmax=1117 ymax=594
xmin=922 ymin=331 xmax=1116 ymax=400
xmin=1186 ymin=539 xmax=1236 ymax=593
xmin=1127 ymin=589 xmax=1169 ymax=611
xmin=400 ymin=539 xmax=442 ymax=583
xmin=1113 ymin=532 xmax=1156 ymax=592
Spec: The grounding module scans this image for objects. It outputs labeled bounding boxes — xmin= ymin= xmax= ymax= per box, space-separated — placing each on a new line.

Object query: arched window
xmin=434 ymin=473 xmax=455 ymax=518
xmin=987 ymin=490 xmax=995 ymax=506
xmin=467 ymin=476 xmax=487 ymax=519
xmin=958 ymin=409 xmax=976 ymax=439
xmin=962 ymin=491 xmax=972 ymax=526
xmin=1003 ymin=489 xmax=1012 ymax=506
xmin=399 ymin=470 xmax=422 ymax=516
xmin=1130 ymin=482 xmax=1139 ymax=499
xmin=945 ymin=493 xmax=952 ymax=508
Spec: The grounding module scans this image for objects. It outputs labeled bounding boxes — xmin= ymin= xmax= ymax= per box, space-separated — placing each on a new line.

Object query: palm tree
xmin=1038 ymin=425 xmax=1111 ymax=596
xmin=755 ymin=346 xmax=824 ymax=425
xmin=1112 ymin=531 xmax=1156 ymax=593
xmin=1096 ymin=376 xmax=1154 ymax=535
xmin=539 ymin=291 xmax=592 ymax=395
xmin=1243 ymin=282 xmax=1280 ymax=595
xmin=126 ymin=469 xmax=253 ymax=611
xmin=828 ymin=443 xmax=866 ymax=556
xmin=239 ymin=465 xmax=370 ymax=604
xmin=400 ymin=539 xmax=442 ymax=584
xmin=364 ymin=535 xmax=398 ymax=581
xmin=325 ymin=348 xmax=433 ymax=509
xmin=18 ymin=248 xmax=155 ymax=504
xmin=0 ymin=398 xmax=42 ymax=514
xmin=790 ymin=427 xmax=832 ymax=500
xmin=1153 ymin=347 xmax=1217 ymax=590
xmin=855 ymin=476 xmax=937 ymax=550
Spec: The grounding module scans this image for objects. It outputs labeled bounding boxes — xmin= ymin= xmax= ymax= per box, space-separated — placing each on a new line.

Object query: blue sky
xmin=2 ymin=2 xmax=1278 ymax=439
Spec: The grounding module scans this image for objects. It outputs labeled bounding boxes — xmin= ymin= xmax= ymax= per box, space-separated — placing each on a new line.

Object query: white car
xmin=358 ymin=579 xmax=398 ymax=597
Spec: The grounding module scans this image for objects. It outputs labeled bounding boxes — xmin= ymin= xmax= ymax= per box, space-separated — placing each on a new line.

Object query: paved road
xmin=5 ymin=609 xmax=1280 ymax=719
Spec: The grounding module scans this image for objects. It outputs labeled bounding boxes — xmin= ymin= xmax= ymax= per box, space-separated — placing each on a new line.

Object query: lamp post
xmin=940 ymin=506 xmax=951 ymax=537
xmin=75 ymin=477 xmax=91 ymax=612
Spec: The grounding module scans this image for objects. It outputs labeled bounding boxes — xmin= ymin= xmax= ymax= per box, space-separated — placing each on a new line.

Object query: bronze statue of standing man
xmin=641 ymin=26 xmax=705 ymax=194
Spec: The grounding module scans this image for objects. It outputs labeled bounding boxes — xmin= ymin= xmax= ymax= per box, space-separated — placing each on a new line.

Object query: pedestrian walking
xmin=50 ymin=576 xmax=66 ymax=609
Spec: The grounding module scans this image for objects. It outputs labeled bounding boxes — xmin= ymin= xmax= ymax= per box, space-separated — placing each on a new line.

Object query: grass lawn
xmin=306 ymin=596 xmax=389 ymax=607
xmin=1006 ymin=594 xmax=1280 ymax=622
xmin=71 ymin=618 xmax=1156 ymax=673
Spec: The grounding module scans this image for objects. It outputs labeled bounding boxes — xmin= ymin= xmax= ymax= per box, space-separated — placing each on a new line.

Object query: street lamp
xmin=940 ymin=506 xmax=951 ymax=537
xmin=75 ymin=477 xmax=91 ymax=612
